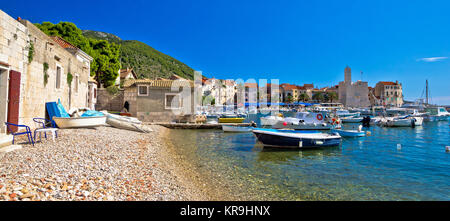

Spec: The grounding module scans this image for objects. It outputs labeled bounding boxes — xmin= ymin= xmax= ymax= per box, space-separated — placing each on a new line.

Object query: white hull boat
xmin=260 ymin=115 xmax=284 ymax=126
xmin=106 ymin=114 xmax=152 ymax=133
xmin=222 ymin=125 xmax=253 ymax=132
xmin=341 ymin=117 xmax=363 ymax=123
xmin=53 ymin=116 xmax=107 ymax=128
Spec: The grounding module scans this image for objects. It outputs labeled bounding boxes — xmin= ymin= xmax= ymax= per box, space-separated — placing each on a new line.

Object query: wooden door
xmin=7 ymin=70 xmax=21 ymax=133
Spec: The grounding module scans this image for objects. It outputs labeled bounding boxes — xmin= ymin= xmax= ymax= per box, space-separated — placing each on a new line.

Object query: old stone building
xmin=374 ymin=81 xmax=404 ymax=107
xmin=123 ymin=79 xmax=195 ymax=122
xmin=338 ymin=66 xmax=370 ymax=107
xmin=0 ymin=10 xmax=94 ymax=132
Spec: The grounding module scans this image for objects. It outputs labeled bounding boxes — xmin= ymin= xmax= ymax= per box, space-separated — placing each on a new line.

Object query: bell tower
xmin=344 ymin=66 xmax=352 ymax=83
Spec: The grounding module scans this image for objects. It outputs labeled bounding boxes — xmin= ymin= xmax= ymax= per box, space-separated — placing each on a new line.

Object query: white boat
xmin=380 ymin=115 xmax=421 ymax=127
xmin=106 ymin=114 xmax=152 ymax=133
xmin=222 ymin=125 xmax=253 ymax=132
xmin=341 ymin=116 xmax=363 ymax=123
xmin=53 ymin=116 xmax=107 ymax=128
xmin=424 ymin=107 xmax=450 ymax=122
xmin=260 ymin=115 xmax=284 ymax=126
xmin=336 ymin=110 xmax=360 ymax=118
xmin=331 ymin=125 xmax=365 ymax=137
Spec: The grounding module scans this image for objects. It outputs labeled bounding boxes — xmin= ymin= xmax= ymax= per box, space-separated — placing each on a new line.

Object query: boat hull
xmin=53 ymin=116 xmax=107 ymax=128
xmin=222 ymin=125 xmax=253 ymax=132
xmin=331 ymin=129 xmax=365 ymax=137
xmin=106 ymin=115 xmax=152 ymax=133
xmin=218 ymin=118 xmax=245 ymax=123
xmin=253 ymin=129 xmax=341 ymax=149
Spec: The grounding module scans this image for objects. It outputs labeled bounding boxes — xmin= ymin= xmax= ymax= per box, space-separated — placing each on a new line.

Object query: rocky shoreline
xmin=0 ymin=125 xmax=213 ymax=201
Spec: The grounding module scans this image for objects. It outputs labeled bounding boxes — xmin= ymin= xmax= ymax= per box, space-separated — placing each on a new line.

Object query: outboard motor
xmin=411 ymin=118 xmax=416 ymax=128
xmin=362 ymin=116 xmax=371 ymax=127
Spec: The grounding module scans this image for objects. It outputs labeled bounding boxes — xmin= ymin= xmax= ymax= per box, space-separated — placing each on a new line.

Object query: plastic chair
xmin=33 ymin=118 xmax=58 ymax=140
xmin=5 ymin=122 xmax=34 ymax=146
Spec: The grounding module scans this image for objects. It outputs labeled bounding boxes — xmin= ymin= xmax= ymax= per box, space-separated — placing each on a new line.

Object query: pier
xmin=147 ymin=122 xmax=253 ymax=129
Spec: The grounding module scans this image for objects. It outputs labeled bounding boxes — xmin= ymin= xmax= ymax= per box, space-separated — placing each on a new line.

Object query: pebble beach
xmin=0 ymin=125 xmax=216 ymax=201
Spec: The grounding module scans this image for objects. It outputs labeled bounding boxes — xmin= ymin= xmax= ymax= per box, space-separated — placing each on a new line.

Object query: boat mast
xmin=426 ymin=79 xmax=429 ymax=105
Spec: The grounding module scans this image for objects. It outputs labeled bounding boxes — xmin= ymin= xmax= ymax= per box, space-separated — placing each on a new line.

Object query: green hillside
xmin=82 ymin=30 xmax=195 ymax=80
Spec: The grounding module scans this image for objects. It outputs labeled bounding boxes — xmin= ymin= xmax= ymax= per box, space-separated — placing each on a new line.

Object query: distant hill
xmin=82 ymin=30 xmax=195 ymax=80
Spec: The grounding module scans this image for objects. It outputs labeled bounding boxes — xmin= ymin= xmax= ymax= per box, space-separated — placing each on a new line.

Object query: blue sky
xmin=2 ymin=0 xmax=450 ymax=104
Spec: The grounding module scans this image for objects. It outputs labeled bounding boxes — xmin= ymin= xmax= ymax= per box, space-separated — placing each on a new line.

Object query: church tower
xmin=344 ymin=66 xmax=352 ymax=83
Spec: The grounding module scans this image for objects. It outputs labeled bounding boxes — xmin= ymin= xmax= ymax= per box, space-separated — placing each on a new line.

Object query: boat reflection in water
xmin=255 ymin=143 xmax=342 ymax=163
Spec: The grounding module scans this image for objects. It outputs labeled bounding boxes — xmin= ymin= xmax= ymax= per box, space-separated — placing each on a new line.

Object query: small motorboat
xmin=53 ymin=116 xmax=107 ymax=128
xmin=218 ymin=114 xmax=245 ymax=123
xmin=222 ymin=125 xmax=253 ymax=133
xmin=252 ymin=128 xmax=341 ymax=149
xmin=331 ymin=125 xmax=366 ymax=137
xmin=106 ymin=114 xmax=152 ymax=133
xmin=341 ymin=116 xmax=363 ymax=123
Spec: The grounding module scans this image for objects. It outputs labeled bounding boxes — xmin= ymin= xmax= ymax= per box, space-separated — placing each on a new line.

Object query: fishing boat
xmin=331 ymin=125 xmax=365 ymax=137
xmin=53 ymin=116 xmax=107 ymax=128
xmin=206 ymin=115 xmax=219 ymax=124
xmin=341 ymin=116 xmax=363 ymax=123
xmin=106 ymin=114 xmax=152 ymax=133
xmin=271 ymin=112 xmax=340 ymax=130
xmin=260 ymin=115 xmax=284 ymax=126
xmin=222 ymin=125 xmax=253 ymax=132
xmin=379 ymin=115 xmax=420 ymax=127
xmin=252 ymin=128 xmax=341 ymax=149
xmin=336 ymin=110 xmax=360 ymax=118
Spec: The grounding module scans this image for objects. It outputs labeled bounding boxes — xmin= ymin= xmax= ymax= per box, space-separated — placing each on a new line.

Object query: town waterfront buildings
xmin=374 ymin=81 xmax=404 ymax=107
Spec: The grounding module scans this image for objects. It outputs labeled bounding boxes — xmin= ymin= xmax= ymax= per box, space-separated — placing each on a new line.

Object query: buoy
xmin=446 ymin=146 xmax=450 ymax=153
xmin=366 ymin=131 xmax=371 ymax=136
xmin=283 ymin=122 xmax=287 ymax=126
xmin=397 ymin=144 xmax=402 ymax=150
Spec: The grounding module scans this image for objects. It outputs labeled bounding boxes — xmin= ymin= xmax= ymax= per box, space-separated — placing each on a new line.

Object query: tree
xmin=35 ymin=22 xmax=121 ymax=87
xmin=327 ymin=91 xmax=338 ymax=103
xmin=286 ymin=95 xmax=294 ymax=103
xmin=298 ymin=93 xmax=310 ymax=102
xmin=312 ymin=92 xmax=325 ymax=102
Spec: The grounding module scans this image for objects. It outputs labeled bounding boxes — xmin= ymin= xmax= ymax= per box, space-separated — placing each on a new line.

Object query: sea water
xmin=168 ymin=119 xmax=450 ymax=200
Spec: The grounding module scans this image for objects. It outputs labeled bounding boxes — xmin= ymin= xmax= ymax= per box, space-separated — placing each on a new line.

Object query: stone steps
xmin=0 ymin=134 xmax=13 ymax=148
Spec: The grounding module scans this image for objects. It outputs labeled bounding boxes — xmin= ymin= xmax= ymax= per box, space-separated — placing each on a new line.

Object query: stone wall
xmin=0 ymin=10 xmax=92 ymax=130
xmin=95 ymin=88 xmax=124 ymax=111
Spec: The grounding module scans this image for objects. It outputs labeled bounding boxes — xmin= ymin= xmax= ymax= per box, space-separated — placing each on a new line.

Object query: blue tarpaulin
xmin=81 ymin=110 xmax=105 ymax=117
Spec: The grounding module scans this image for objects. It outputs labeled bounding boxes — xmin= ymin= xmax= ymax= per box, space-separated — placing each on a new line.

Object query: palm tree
xmin=286 ymin=95 xmax=294 ymax=103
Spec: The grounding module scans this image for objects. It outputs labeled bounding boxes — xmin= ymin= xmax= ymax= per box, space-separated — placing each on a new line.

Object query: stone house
xmin=115 ymin=68 xmax=137 ymax=88
xmin=123 ymin=79 xmax=195 ymax=122
xmin=374 ymin=81 xmax=404 ymax=107
xmin=0 ymin=10 xmax=94 ymax=133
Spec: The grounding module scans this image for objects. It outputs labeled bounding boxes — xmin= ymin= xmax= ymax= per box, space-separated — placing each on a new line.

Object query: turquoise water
xmin=169 ymin=120 xmax=450 ymax=201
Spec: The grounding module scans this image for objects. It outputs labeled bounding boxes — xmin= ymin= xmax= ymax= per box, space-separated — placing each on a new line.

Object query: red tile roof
xmin=378 ymin=81 xmax=399 ymax=86
xmin=50 ymin=36 xmax=79 ymax=50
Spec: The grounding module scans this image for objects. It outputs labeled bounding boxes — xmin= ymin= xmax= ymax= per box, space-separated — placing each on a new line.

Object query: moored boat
xmin=106 ymin=114 xmax=152 ymax=133
xmin=252 ymin=128 xmax=341 ymax=149
xmin=341 ymin=116 xmax=363 ymax=123
xmin=331 ymin=125 xmax=366 ymax=137
xmin=222 ymin=125 xmax=253 ymax=132
xmin=53 ymin=116 xmax=107 ymax=128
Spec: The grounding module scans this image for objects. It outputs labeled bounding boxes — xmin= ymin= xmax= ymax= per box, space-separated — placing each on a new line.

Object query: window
xmin=165 ymin=94 xmax=180 ymax=109
xmin=56 ymin=66 xmax=61 ymax=89
xmin=138 ymin=85 xmax=148 ymax=96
